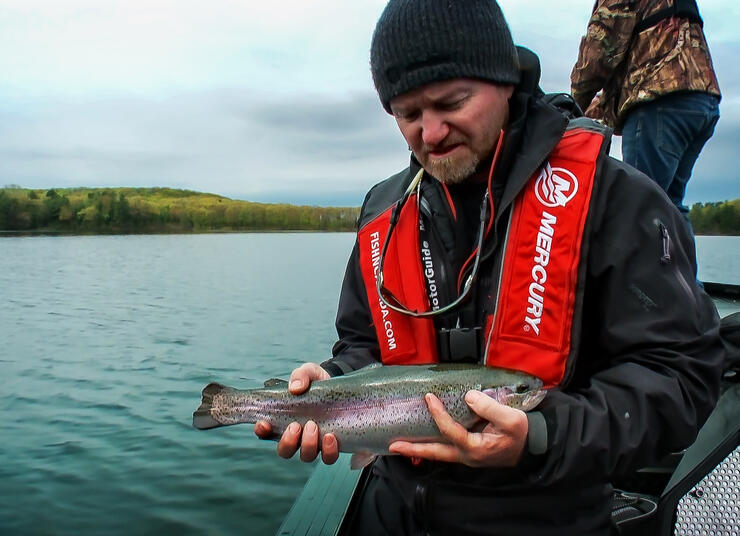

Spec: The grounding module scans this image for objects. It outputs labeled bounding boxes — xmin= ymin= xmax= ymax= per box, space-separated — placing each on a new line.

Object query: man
xmin=571 ymin=0 xmax=721 ymax=223
xmin=256 ymin=1 xmax=724 ymax=534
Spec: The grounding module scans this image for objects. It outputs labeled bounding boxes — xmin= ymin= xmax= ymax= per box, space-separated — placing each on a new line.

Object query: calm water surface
xmin=0 ymin=233 xmax=737 ymax=535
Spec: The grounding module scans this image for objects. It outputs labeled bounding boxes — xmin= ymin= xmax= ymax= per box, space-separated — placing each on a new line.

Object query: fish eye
xmin=515 ymin=383 xmax=528 ymax=394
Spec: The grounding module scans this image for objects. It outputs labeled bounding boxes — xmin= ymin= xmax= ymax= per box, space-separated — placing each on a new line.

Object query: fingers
xmin=254 ymin=420 xmax=275 ymax=439
xmin=289 ymin=363 xmax=330 ymax=395
xmin=321 ymin=433 xmax=339 ymax=465
xmin=465 ymin=390 xmax=529 ymax=467
xmin=389 ymin=440 xmax=460 ymax=463
xmin=425 ymin=393 xmax=470 ymax=446
xmin=300 ymin=421 xmax=321 ymax=462
xmin=268 ymin=364 xmax=332 ymax=463
xmin=389 ymin=391 xmax=529 ymax=469
xmin=392 ymin=393 xmax=473 ymax=463
xmin=273 ymin=420 xmax=338 ymax=464
xmin=465 ymin=390 xmax=523 ymax=429
xmin=277 ymin=422 xmax=303 ymax=459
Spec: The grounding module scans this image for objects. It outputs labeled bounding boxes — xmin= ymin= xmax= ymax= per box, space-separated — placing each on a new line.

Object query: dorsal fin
xmin=343 ymin=362 xmax=382 ymax=377
xmin=264 ymin=378 xmax=289 ymax=388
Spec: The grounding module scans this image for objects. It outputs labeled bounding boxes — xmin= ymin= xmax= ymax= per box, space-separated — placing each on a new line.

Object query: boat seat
xmin=611 ymin=381 xmax=740 ymax=536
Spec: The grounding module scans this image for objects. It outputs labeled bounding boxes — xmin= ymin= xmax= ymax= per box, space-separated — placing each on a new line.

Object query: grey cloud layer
xmin=1 ymin=1 xmax=737 ymax=206
xmin=1 ymin=42 xmax=738 ymax=206
xmin=0 ymin=90 xmax=409 ymax=206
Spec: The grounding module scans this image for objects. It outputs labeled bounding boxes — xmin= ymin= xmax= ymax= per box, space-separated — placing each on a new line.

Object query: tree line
xmin=0 ymin=186 xmax=737 ymax=235
xmin=0 ymin=187 xmax=360 ymax=233
xmin=688 ymin=200 xmax=740 ymax=236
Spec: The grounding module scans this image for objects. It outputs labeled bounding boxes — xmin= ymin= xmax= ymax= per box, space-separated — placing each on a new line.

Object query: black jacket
xmin=321 ymin=76 xmax=724 ymax=535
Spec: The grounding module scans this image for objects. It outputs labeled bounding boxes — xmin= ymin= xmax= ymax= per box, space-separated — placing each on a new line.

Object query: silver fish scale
xmin=248 ymin=380 xmax=485 ymax=453
xmin=198 ymin=364 xmax=545 ymax=455
xmin=674 ymin=446 xmax=740 ymax=536
xmin=313 ymin=388 xmax=481 ymax=454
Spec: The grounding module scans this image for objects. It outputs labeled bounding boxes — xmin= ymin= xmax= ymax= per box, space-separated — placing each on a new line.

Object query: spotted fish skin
xmin=193 ymin=364 xmax=546 ymax=456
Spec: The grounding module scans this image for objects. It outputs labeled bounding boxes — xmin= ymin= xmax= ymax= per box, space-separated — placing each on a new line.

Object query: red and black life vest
xmin=356 ymin=126 xmax=606 ymax=387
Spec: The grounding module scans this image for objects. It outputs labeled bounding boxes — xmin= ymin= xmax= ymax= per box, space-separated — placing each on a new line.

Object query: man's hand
xmin=388 ymin=390 xmax=529 ymax=467
xmin=253 ymin=363 xmax=340 ymax=465
xmin=584 ymin=92 xmax=604 ymax=121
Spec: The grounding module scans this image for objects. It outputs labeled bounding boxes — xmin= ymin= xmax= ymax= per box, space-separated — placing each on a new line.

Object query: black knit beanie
xmin=370 ymin=0 xmax=520 ymax=113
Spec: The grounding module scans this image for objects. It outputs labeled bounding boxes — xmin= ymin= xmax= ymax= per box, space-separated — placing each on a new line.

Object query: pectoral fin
xmin=264 ymin=378 xmax=289 ymax=388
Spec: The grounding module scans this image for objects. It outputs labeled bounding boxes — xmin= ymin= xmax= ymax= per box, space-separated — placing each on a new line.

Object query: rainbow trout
xmin=193 ymin=364 xmax=546 ymax=468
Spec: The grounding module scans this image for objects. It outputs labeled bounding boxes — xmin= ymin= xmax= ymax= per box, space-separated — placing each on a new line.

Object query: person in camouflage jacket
xmin=571 ymin=0 xmax=719 ymax=131
xmin=570 ymin=0 xmax=721 ymax=219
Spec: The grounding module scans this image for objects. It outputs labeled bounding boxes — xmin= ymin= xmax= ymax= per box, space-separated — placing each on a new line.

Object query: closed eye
xmin=437 ymin=96 xmax=468 ymax=112
xmin=392 ymin=108 xmax=420 ymax=122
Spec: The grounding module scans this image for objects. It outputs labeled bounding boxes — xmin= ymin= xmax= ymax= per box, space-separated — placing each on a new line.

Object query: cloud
xmin=0 ymin=89 xmax=409 ymax=205
xmin=685 ymin=100 xmax=740 ymax=204
xmin=0 ymin=1 xmax=738 ymax=205
xmin=0 ymin=0 xmax=383 ymax=96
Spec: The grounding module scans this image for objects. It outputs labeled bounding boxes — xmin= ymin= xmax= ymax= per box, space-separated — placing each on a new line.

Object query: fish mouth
xmin=480 ymin=385 xmax=547 ymax=411
xmin=522 ymin=389 xmax=547 ymax=411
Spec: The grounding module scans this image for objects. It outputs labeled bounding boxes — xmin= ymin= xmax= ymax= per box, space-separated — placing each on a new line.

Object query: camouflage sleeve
xmin=570 ymin=0 xmax=637 ymax=115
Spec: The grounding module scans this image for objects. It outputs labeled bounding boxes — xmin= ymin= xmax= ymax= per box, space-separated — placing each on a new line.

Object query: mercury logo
xmin=534 ymin=162 xmax=579 ymax=208
xmin=523 ymin=211 xmax=556 ymax=336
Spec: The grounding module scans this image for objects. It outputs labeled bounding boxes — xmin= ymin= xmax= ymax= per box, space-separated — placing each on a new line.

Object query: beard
xmin=423 ymin=152 xmax=481 ymax=185
xmin=417 ymin=127 xmax=501 ymax=185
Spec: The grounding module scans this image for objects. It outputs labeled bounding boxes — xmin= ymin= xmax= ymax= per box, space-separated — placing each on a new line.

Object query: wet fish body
xmin=193 ymin=364 xmax=545 ymax=462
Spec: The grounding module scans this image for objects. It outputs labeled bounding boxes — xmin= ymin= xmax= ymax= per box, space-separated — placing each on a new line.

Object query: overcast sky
xmin=1 ymin=0 xmax=738 ymax=206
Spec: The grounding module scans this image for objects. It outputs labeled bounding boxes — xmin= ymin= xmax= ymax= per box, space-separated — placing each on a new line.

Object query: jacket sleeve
xmin=526 ymin=157 xmax=725 ymax=485
xmin=321 ymin=238 xmax=382 ymax=377
xmin=570 ymin=0 xmax=637 ymax=115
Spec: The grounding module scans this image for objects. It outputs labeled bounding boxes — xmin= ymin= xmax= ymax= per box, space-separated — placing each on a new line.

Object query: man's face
xmin=389 ymin=78 xmax=514 ymax=184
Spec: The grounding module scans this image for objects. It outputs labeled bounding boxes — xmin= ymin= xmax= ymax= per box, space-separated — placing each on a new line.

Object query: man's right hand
xmin=253 ymin=362 xmax=340 ymax=465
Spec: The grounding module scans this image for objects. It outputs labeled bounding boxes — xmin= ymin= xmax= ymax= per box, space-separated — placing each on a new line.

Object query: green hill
xmin=1 ymin=186 xmax=737 ymax=235
xmin=0 ymin=187 xmax=360 ymax=233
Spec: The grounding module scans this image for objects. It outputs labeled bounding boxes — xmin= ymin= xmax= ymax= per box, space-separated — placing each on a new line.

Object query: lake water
xmin=0 ymin=233 xmax=737 ymax=536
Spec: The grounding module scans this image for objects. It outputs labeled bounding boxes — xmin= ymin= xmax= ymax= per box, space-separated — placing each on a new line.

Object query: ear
xmin=504 ymin=84 xmax=515 ymax=100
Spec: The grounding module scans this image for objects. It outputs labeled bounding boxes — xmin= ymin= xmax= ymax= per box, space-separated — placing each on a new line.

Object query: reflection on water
xmin=0 ymin=233 xmax=736 ymax=535
xmin=0 ymin=233 xmax=355 ymax=536
xmin=696 ymin=235 xmax=740 ymax=286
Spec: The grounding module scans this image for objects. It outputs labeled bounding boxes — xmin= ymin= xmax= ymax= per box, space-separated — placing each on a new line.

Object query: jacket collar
xmin=495 ymin=94 xmax=569 ymax=226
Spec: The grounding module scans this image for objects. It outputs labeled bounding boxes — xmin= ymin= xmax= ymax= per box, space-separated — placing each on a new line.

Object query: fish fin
xmin=350 ymin=452 xmax=377 ymax=470
xmin=192 ymin=382 xmax=232 ymax=430
xmin=263 ymin=378 xmax=289 ymax=388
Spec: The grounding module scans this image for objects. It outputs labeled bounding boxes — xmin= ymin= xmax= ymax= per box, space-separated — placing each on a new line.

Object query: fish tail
xmin=192 ymin=382 xmax=235 ymax=430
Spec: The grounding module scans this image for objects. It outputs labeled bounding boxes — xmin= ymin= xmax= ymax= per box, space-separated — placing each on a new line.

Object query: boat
xmin=278 ymin=282 xmax=740 ymax=536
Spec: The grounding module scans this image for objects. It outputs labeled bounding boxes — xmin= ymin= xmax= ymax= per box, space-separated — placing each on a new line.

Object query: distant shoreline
xmin=1 ymin=186 xmax=738 ymax=235
xmin=0 ymin=228 xmax=355 ymax=237
xmin=0 ymin=229 xmax=736 ymax=238
xmin=0 ymin=187 xmax=361 ymax=233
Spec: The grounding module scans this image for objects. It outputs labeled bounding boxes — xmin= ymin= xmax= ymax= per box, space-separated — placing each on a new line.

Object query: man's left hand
xmin=388 ymin=390 xmax=529 ymax=468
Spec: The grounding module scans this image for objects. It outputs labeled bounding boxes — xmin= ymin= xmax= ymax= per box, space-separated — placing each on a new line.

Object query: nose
xmin=420 ymin=111 xmax=449 ymax=147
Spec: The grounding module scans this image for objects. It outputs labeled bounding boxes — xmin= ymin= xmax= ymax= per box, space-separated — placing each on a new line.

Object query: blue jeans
xmin=621 ymin=92 xmax=720 ymax=219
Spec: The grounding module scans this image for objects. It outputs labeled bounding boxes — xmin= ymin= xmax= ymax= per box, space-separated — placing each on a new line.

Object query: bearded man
xmin=256 ymin=1 xmax=724 ymax=534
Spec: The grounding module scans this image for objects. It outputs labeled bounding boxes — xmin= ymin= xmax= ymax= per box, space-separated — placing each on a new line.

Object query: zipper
xmin=657 ymin=220 xmax=671 ymax=264
xmin=655 ymin=218 xmax=697 ymax=307
xmin=483 ymin=202 xmax=515 ymax=365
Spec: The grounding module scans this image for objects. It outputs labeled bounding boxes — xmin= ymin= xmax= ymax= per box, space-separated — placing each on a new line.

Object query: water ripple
xmin=4 ymin=232 xmax=727 ymax=535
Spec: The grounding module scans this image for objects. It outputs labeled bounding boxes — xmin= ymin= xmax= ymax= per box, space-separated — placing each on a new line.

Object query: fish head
xmin=481 ymin=373 xmax=546 ymax=411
